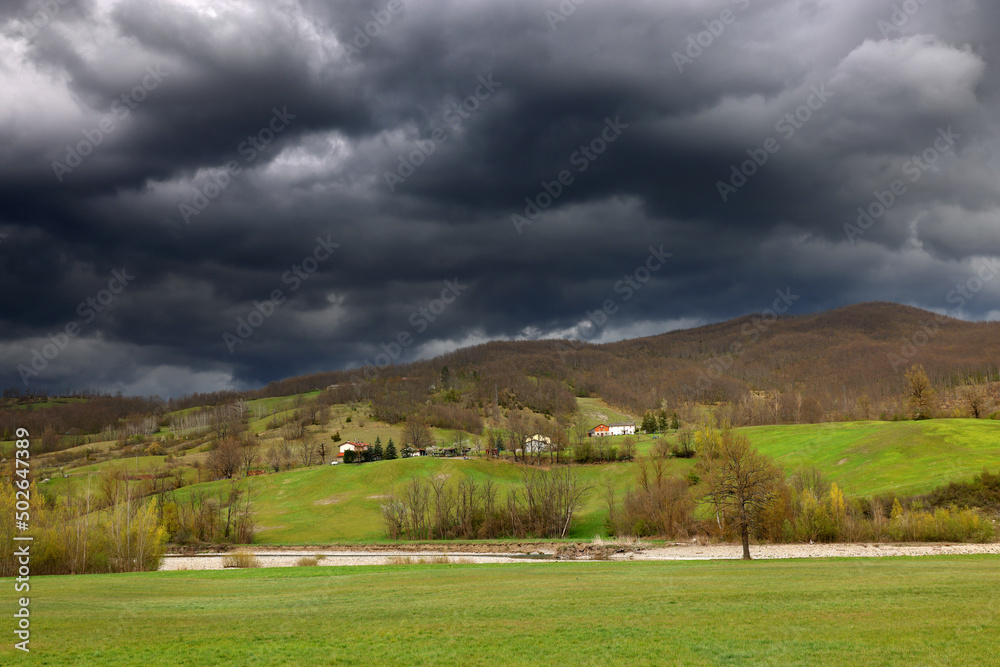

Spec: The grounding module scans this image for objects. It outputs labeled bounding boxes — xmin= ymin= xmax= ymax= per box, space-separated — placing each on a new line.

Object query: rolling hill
xmin=162 ymin=418 xmax=1000 ymax=544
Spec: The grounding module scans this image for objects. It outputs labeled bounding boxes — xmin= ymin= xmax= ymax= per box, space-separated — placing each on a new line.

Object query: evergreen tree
xmin=657 ymin=410 xmax=669 ymax=433
xmin=641 ymin=412 xmax=657 ymax=434
xmin=384 ymin=438 xmax=398 ymax=460
xmin=670 ymin=412 xmax=680 ymax=430
xmin=343 ymin=449 xmax=356 ymax=464
xmin=373 ymin=436 xmax=383 ymax=460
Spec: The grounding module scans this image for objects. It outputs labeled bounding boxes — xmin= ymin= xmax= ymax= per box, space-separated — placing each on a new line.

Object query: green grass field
xmin=158 ymin=418 xmax=1000 ymax=544
xmin=171 ymin=456 xmax=668 ymax=543
xmin=4 ymin=556 xmax=998 ymax=665
xmin=742 ymin=419 xmax=1000 ymax=496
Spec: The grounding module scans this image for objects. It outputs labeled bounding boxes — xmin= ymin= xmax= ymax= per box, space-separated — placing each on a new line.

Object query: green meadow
xmin=3 ymin=556 xmax=998 ymax=665
xmin=743 ymin=419 xmax=1000 ymax=496
xmin=154 ymin=418 xmax=1000 ymax=544
xmin=171 ymin=456 xmax=659 ymax=543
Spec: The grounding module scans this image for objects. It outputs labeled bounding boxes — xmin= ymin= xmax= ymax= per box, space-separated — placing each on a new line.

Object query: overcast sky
xmin=1 ymin=0 xmax=999 ymax=397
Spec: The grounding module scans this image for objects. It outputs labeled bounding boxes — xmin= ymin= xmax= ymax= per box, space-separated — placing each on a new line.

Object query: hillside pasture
xmin=743 ymin=419 xmax=1000 ymax=496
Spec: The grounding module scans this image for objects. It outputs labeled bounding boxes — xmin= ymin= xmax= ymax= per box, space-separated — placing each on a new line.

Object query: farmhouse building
xmin=338 ymin=441 xmax=369 ymax=457
xmin=524 ymin=434 xmax=551 ymax=453
xmin=588 ymin=422 xmax=636 ymax=437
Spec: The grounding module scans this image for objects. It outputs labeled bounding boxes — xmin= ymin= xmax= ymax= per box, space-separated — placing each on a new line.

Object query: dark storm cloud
xmin=2 ymin=0 xmax=999 ymax=396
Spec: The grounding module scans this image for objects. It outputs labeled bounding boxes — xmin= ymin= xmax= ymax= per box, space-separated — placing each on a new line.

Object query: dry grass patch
xmin=592 ymin=535 xmax=650 ymax=550
xmin=222 ymin=550 xmax=261 ymax=569
xmin=385 ymin=555 xmax=470 ymax=565
xmin=295 ymin=556 xmax=324 ymax=567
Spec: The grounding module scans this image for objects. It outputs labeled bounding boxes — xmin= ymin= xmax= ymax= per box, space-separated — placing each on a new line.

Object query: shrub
xmin=607 ymin=458 xmax=696 ymax=539
xmin=671 ymin=429 xmax=696 ymax=458
xmin=222 ymin=550 xmax=261 ymax=569
xmin=295 ymin=556 xmax=323 ymax=567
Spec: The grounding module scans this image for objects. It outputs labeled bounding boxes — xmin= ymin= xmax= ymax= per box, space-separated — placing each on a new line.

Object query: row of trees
xmin=639 ymin=410 xmax=680 ymax=433
xmin=381 ymin=468 xmax=590 ymax=540
xmin=0 ymin=475 xmax=166 ymax=576
xmin=0 ymin=457 xmax=261 ymax=577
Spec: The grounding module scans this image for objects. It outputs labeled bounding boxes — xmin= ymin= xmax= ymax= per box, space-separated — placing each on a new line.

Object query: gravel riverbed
xmin=160 ymin=542 xmax=1000 ymax=571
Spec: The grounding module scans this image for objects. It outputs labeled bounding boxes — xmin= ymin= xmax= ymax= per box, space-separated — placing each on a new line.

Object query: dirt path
xmin=160 ymin=542 xmax=1000 ymax=571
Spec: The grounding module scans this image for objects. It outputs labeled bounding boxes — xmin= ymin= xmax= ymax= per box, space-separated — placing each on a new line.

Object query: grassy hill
xmin=171 ymin=455 xmax=660 ymax=543
xmin=156 ymin=418 xmax=1000 ymax=544
xmin=745 ymin=419 xmax=1000 ymax=496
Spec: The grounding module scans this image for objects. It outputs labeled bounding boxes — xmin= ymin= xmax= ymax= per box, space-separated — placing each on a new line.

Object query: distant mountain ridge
xmin=8 ymin=302 xmax=998 ymax=433
xmin=253 ymin=301 xmax=1000 ymax=421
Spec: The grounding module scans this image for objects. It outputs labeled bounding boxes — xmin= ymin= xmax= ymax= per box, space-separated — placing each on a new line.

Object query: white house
xmin=608 ymin=423 xmax=636 ymax=436
xmin=523 ymin=434 xmax=551 ymax=453
xmin=338 ymin=441 xmax=369 ymax=457
xmin=588 ymin=422 xmax=636 ymax=437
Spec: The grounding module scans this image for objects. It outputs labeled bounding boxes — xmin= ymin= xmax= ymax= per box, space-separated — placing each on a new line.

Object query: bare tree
xmin=696 ymin=430 xmax=784 ymax=560
xmin=279 ymin=439 xmax=295 ymax=470
xmin=857 ymin=394 xmax=872 ymax=420
xmin=98 ymin=464 xmax=126 ymax=508
xmin=962 ymin=383 xmax=988 ymax=419
xmin=297 ymin=438 xmax=316 ymax=467
xmin=620 ymin=436 xmax=637 ymax=461
xmin=239 ymin=432 xmax=260 ymax=475
xmin=506 ymin=412 xmax=530 ymax=463
xmin=905 ymin=364 xmax=935 ymax=420
xmin=209 ymin=437 xmax=242 ymax=479
xmin=266 ymin=444 xmax=282 ymax=473
xmin=451 ymin=430 xmax=468 ymax=456
xmin=487 ymin=429 xmax=505 ymax=459
xmin=402 ymin=416 xmax=434 ymax=451
xmin=282 ymin=418 xmax=306 ymax=442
